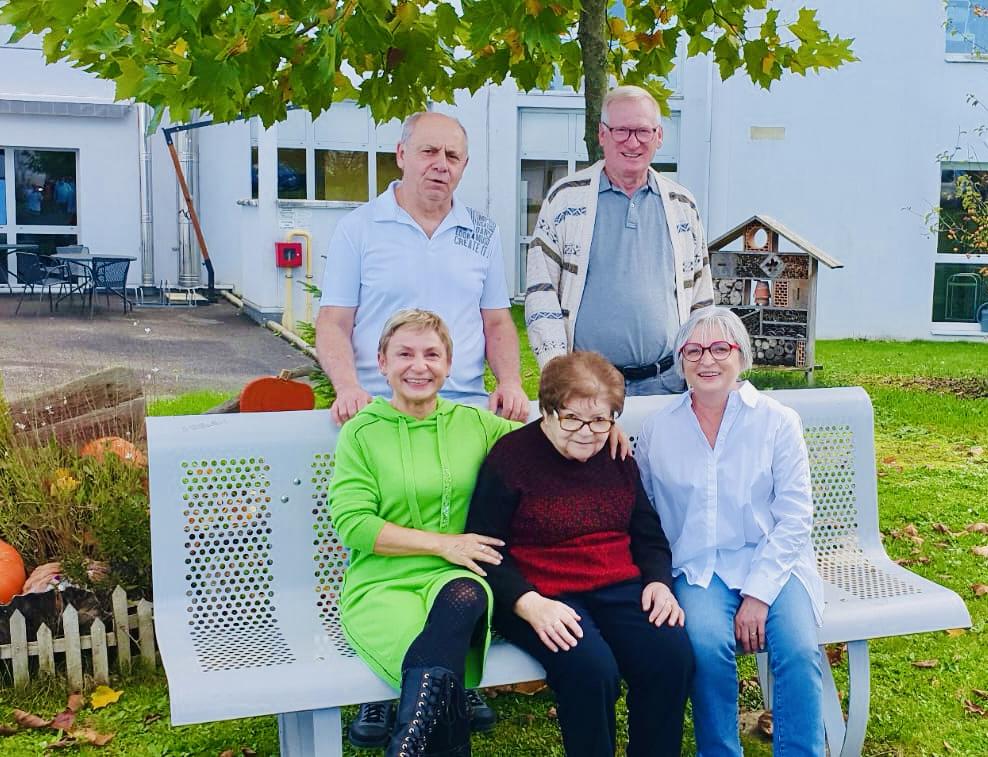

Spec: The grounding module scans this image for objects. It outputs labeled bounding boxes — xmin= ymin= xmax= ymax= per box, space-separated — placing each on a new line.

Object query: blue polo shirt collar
xmin=599 ymin=170 xmax=660 ymax=196
xmin=372 ymin=180 xmax=475 ymax=232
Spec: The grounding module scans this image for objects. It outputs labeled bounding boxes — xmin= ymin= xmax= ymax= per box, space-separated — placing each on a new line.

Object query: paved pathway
xmin=0 ymin=294 xmax=310 ymax=402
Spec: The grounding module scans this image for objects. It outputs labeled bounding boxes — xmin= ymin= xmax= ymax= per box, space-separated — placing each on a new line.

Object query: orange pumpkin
xmin=239 ymin=376 xmax=315 ymax=413
xmin=79 ymin=436 xmax=148 ymax=467
xmin=0 ymin=540 xmax=26 ymax=604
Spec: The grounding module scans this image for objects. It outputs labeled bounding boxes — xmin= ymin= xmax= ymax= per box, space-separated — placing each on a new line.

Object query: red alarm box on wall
xmin=275 ymin=241 xmax=303 ymax=268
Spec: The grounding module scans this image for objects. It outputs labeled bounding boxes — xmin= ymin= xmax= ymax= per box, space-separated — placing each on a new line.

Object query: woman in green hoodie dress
xmin=330 ymin=309 xmax=519 ymax=757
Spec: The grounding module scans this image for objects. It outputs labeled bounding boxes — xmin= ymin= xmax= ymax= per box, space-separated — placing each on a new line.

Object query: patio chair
xmin=13 ymin=252 xmax=69 ymax=315
xmin=89 ymin=257 xmax=134 ymax=313
xmin=55 ymin=244 xmax=91 ymax=305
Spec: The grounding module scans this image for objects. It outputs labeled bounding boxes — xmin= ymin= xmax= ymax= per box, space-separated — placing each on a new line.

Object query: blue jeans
xmin=674 ymin=574 xmax=824 ymax=757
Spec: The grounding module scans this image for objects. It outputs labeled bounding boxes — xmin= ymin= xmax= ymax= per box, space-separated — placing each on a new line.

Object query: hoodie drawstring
xmin=397 ymin=417 xmax=425 ymax=530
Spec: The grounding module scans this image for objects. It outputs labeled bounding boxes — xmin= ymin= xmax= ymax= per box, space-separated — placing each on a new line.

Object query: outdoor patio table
xmin=50 ymin=252 xmax=137 ymax=317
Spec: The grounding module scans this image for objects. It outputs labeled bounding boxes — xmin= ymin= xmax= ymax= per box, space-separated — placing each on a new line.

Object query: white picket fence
xmin=0 ymin=586 xmax=156 ymax=689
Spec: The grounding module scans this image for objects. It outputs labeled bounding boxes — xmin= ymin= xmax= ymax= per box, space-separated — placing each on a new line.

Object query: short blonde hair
xmin=538 ymin=351 xmax=625 ymax=417
xmin=601 ymin=85 xmax=661 ymax=127
xmin=378 ymin=309 xmax=453 ymax=359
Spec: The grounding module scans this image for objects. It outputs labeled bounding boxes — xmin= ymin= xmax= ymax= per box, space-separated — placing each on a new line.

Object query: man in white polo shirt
xmin=316 ymin=111 xmax=528 ymax=426
xmin=314 ymin=111 xmax=526 ymax=748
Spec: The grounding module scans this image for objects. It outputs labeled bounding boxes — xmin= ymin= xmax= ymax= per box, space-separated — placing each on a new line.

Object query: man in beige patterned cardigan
xmin=525 ymin=85 xmax=714 ymax=394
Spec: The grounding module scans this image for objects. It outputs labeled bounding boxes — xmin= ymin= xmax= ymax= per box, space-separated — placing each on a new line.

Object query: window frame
xmin=945 ymin=0 xmax=988 ymax=62
xmin=250 ymin=106 xmax=402 ymax=206
xmin=931 ymin=160 xmax=988 ymax=331
xmin=0 ymin=146 xmax=80 ymax=287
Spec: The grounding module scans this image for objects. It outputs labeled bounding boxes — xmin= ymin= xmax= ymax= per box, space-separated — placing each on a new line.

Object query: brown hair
xmin=538 ymin=351 xmax=625 ymax=416
xmin=377 ymin=308 xmax=453 ymax=359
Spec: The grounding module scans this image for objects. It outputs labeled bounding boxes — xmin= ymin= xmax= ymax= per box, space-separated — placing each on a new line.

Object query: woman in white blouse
xmin=636 ymin=306 xmax=824 ymax=757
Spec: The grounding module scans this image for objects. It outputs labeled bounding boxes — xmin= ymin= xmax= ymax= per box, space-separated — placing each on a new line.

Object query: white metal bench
xmin=147 ymin=387 xmax=971 ymax=756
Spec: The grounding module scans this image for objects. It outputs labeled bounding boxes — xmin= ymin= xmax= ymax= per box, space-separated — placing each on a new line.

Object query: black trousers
xmin=495 ymin=580 xmax=694 ymax=757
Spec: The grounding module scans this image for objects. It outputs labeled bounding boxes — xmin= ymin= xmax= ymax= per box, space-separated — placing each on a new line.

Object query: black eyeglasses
xmin=555 ymin=412 xmax=616 ymax=433
xmin=679 ymin=341 xmax=740 ymax=362
xmin=601 ymin=124 xmax=658 ymax=143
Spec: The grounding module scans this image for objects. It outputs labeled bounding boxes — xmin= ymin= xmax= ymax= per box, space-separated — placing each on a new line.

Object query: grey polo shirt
xmin=573 ymin=171 xmax=681 ymax=393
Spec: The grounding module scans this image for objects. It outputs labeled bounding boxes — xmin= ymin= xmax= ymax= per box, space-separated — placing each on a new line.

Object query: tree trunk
xmin=578 ymin=0 xmax=608 ymax=164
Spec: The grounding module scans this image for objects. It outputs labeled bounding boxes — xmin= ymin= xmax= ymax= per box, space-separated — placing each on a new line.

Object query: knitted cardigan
xmin=524 ymin=160 xmax=715 ymax=368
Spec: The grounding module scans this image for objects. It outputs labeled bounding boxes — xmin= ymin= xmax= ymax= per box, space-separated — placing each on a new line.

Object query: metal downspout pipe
xmin=175 ymin=115 xmax=201 ymax=288
xmin=137 ymin=104 xmax=156 ymax=288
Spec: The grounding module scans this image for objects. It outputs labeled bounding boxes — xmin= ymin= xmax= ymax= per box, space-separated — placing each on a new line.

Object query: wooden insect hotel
xmin=708 ymin=215 xmax=842 ymax=375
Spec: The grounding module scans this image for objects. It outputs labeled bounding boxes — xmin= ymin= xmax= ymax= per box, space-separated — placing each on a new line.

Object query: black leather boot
xmin=386 ymin=666 xmax=471 ymax=757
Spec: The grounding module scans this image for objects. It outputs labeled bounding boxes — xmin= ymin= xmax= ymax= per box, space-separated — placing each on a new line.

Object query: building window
xmin=933 ymin=263 xmax=988 ymax=322
xmin=250 ymin=105 xmax=402 ymax=203
xmin=946 ymin=1 xmax=988 ymax=56
xmin=0 ymin=147 xmax=78 ymax=287
xmin=14 ymin=149 xmax=77 ymax=226
xmin=316 ymin=150 xmax=369 ymax=202
xmin=938 ymin=163 xmax=988 ymax=253
xmin=933 ymin=162 xmax=988 ymax=324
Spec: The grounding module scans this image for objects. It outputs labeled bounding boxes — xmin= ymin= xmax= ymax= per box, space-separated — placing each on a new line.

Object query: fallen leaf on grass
xmin=973 ymin=689 xmax=988 ymax=700
xmin=546 ymin=706 xmax=557 ymax=719
xmin=242 ymin=749 xmax=258 ymax=757
xmin=220 ymin=751 xmax=235 ymax=757
xmin=14 ymin=710 xmax=51 ymax=729
xmin=756 ymin=710 xmax=773 ymax=737
xmin=90 ymin=686 xmax=122 ymax=709
xmin=932 ymin=522 xmax=956 ymax=535
xmin=972 ymin=546 xmax=988 ymax=558
xmin=891 ymin=524 xmax=924 ymax=545
xmin=962 ymin=699 xmax=988 ymax=716
xmin=911 ymin=659 xmax=938 ymax=668
xmin=945 ymin=628 xmax=967 ymax=637
xmin=66 ymin=693 xmax=83 ymax=713
xmin=0 ymin=725 xmax=18 ymax=736
xmin=943 ymin=740 xmax=954 ymax=753
xmin=972 ymin=583 xmax=988 ymax=597
xmin=49 ymin=709 xmax=76 ymax=733
xmin=826 ymin=644 xmax=845 ymax=666
xmin=895 ymin=556 xmax=931 ymax=566
xmin=47 ymin=729 xmax=114 ymax=749
xmin=968 ymin=523 xmax=988 ymax=534
xmin=142 ymin=713 xmax=162 ymax=725
xmin=881 ymin=455 xmax=897 ymax=465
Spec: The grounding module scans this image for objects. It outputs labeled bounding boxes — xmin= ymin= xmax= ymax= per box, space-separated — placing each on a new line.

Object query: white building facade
xmin=2 ymin=1 xmax=987 ymax=338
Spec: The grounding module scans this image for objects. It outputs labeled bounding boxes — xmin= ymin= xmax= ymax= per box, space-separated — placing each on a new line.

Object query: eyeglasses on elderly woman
xmin=555 ymin=412 xmax=617 ymax=433
xmin=679 ymin=341 xmax=740 ymax=362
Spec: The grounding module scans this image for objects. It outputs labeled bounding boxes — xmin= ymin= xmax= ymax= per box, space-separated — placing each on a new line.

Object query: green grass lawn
xmin=3 ymin=329 xmax=985 ymax=756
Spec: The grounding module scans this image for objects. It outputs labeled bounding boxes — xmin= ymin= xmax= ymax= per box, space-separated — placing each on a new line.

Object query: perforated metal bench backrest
xmin=148 ymin=387 xmax=882 ymax=676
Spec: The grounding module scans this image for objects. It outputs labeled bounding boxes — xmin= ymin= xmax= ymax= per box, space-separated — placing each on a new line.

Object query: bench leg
xmin=821 ymin=640 xmax=870 ymax=757
xmin=754 ymin=651 xmax=772 ymax=710
xmin=278 ymin=707 xmax=343 ymax=757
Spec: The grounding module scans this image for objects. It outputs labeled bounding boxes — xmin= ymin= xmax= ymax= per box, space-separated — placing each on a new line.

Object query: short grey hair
xmin=601 ymin=85 xmax=661 ymax=128
xmin=399 ymin=111 xmax=469 ymax=152
xmin=673 ymin=306 xmax=754 ymax=378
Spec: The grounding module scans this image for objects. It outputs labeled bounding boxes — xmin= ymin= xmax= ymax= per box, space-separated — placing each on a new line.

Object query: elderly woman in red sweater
xmin=466 ymin=351 xmax=694 ymax=757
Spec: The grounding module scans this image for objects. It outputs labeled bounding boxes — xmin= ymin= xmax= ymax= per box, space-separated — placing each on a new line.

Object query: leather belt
xmin=615 ymin=355 xmax=675 ymax=381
